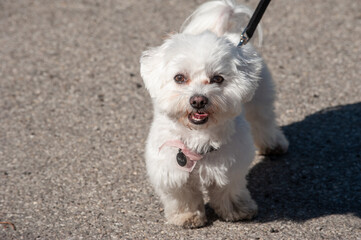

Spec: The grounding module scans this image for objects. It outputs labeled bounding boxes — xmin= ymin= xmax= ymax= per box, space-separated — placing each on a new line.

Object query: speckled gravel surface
xmin=1 ymin=0 xmax=360 ymax=239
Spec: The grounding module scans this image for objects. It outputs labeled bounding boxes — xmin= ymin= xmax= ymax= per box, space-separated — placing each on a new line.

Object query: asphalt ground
xmin=1 ymin=0 xmax=360 ymax=239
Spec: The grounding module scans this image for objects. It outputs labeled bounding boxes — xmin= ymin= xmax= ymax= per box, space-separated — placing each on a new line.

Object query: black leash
xmin=237 ymin=0 xmax=272 ymax=47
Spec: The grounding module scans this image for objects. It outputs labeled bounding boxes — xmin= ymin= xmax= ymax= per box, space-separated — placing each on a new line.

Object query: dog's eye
xmin=174 ymin=74 xmax=187 ymax=84
xmin=210 ymin=75 xmax=224 ymax=84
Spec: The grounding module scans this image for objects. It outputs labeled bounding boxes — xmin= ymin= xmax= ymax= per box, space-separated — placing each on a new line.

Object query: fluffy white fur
xmin=140 ymin=0 xmax=289 ymax=228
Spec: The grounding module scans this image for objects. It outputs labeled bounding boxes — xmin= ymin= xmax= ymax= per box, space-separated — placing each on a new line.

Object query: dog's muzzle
xmin=189 ymin=95 xmax=209 ymax=124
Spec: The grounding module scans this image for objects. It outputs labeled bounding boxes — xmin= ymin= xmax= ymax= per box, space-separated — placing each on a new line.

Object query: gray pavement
xmin=1 ymin=0 xmax=360 ymax=239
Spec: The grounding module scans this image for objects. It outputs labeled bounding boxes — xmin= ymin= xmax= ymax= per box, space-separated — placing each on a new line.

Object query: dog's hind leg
xmin=244 ymin=63 xmax=289 ymax=155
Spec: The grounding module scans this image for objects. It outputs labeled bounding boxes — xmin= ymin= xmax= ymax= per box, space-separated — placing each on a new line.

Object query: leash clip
xmin=236 ymin=0 xmax=272 ymax=48
xmin=237 ymin=30 xmax=249 ymax=48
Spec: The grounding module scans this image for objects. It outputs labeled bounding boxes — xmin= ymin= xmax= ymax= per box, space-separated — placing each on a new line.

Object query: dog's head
xmin=140 ymin=31 xmax=262 ymax=129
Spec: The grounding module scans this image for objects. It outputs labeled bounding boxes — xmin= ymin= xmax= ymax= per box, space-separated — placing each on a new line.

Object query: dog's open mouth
xmin=188 ymin=111 xmax=209 ymax=125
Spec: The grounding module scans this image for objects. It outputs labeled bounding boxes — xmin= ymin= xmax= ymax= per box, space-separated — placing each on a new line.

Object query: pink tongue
xmin=194 ymin=113 xmax=208 ymax=119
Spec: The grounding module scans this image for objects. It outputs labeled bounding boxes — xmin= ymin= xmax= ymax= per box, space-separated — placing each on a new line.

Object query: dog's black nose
xmin=189 ymin=95 xmax=208 ymax=109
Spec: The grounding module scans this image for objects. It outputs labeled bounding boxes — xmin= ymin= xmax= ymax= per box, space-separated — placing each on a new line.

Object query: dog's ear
xmin=233 ymin=45 xmax=263 ymax=103
xmin=140 ymin=47 xmax=165 ymax=99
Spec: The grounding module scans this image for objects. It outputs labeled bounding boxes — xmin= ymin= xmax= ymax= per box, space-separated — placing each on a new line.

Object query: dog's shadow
xmin=248 ymin=102 xmax=361 ymax=222
xmin=206 ymin=102 xmax=361 ymax=224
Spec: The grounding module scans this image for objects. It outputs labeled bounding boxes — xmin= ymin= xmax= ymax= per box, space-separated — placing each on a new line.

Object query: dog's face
xmin=140 ymin=31 xmax=261 ymax=129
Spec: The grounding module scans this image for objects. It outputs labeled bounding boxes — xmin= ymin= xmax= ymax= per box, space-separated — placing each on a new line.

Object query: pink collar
xmin=159 ymin=140 xmax=203 ymax=172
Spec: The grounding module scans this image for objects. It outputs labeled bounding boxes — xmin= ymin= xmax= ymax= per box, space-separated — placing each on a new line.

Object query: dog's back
xmin=180 ymin=0 xmax=261 ymax=44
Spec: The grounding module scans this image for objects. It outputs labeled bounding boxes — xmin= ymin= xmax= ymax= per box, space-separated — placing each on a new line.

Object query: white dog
xmin=140 ymin=0 xmax=288 ymax=228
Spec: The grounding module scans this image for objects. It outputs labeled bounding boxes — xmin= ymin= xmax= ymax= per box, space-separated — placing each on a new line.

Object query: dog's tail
xmin=181 ymin=0 xmax=262 ymax=46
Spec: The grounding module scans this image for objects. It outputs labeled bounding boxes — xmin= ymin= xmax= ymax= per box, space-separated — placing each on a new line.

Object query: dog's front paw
xmin=167 ymin=211 xmax=207 ymax=229
xmin=212 ymin=198 xmax=258 ymax=222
